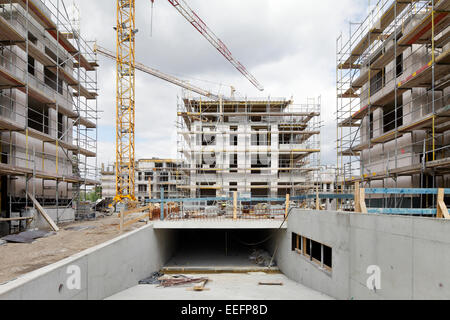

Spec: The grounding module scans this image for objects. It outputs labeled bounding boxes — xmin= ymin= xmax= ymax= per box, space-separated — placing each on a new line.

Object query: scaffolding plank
xmin=0 ymin=14 xmax=26 ymax=43
xmin=398 ymin=11 xmax=449 ymax=45
xmin=398 ymin=50 xmax=450 ymax=88
xmin=0 ymin=65 xmax=25 ymax=87
xmin=73 ymin=116 xmax=96 ymax=129
xmin=73 ymin=87 xmax=98 ymax=100
xmin=73 ymin=148 xmax=96 ymax=158
xmin=0 ymin=116 xmax=24 ymax=132
xmin=341 ymin=0 xmax=414 ymax=69
xmin=338 ymin=87 xmax=360 ymax=98
xmin=16 ymin=40 xmax=55 ymax=67
xmin=23 ymin=85 xmax=55 ymax=104
xmin=48 ymin=66 xmax=79 ymax=86
xmin=435 ymin=26 xmax=450 ymax=48
xmin=0 ymin=0 xmax=96 ymax=71
xmin=371 ymin=129 xmax=405 ymax=144
xmin=371 ymin=42 xmax=409 ymax=70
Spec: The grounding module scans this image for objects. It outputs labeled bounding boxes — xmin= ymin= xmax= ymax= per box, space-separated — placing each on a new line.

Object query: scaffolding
xmin=336 ymin=0 xmax=450 ymax=209
xmin=0 ymin=0 xmax=99 ymax=231
xmin=176 ymin=94 xmax=321 ymax=205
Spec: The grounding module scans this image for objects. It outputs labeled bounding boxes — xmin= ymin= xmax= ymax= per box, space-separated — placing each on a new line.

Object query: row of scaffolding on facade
xmin=336 ymin=0 xmax=450 ymax=210
xmin=0 ymin=0 xmax=99 ymax=232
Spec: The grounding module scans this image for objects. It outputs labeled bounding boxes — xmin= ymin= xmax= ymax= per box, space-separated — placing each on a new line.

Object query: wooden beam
xmin=360 ymin=188 xmax=368 ymax=214
xmin=0 ymin=217 xmax=33 ymax=222
xmin=354 ymin=182 xmax=361 ymax=212
xmin=119 ymin=204 xmax=152 ymax=217
xmin=120 ymin=208 xmax=124 ymax=232
xmin=315 ymin=187 xmax=320 ymax=210
xmin=437 ymin=188 xmax=449 ymax=219
xmin=285 ymin=194 xmax=290 ymax=217
xmin=119 ymin=212 xmax=151 ymax=229
xmin=26 ymin=192 xmax=59 ymax=231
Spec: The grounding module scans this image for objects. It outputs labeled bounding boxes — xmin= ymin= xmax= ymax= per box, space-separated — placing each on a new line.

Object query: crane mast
xmin=114 ymin=0 xmax=263 ymax=203
xmin=115 ymin=0 xmax=136 ymax=203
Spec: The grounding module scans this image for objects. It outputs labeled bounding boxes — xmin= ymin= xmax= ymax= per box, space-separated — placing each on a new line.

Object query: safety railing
xmin=354 ymin=186 xmax=450 ymax=218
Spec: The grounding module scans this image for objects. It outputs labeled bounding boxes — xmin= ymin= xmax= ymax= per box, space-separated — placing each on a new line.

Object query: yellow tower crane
xmin=114 ymin=0 xmax=263 ymax=203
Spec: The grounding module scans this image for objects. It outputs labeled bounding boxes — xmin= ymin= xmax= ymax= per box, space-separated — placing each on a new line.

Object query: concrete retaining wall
xmin=0 ymin=224 xmax=177 ymax=300
xmin=273 ymin=209 xmax=450 ymax=300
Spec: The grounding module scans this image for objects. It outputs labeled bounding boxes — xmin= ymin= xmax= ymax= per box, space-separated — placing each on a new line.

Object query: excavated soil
xmin=0 ymin=215 xmax=147 ymax=284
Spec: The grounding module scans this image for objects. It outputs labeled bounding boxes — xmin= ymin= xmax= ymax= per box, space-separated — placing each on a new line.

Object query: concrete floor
xmin=166 ymin=246 xmax=259 ymax=269
xmin=106 ymin=273 xmax=334 ymax=300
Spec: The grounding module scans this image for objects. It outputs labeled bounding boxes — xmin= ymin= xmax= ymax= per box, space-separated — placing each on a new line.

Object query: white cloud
xmin=76 ymin=0 xmax=367 ymax=166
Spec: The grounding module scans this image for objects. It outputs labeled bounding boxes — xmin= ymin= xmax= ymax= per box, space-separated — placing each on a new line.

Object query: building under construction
xmin=101 ymin=158 xmax=187 ymax=202
xmin=0 ymin=0 xmax=98 ymax=234
xmin=176 ymin=96 xmax=321 ymax=200
xmin=337 ymin=0 xmax=450 ymax=207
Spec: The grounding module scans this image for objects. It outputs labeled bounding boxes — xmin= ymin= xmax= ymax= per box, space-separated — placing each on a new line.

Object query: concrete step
xmin=161 ymin=266 xmax=281 ymax=274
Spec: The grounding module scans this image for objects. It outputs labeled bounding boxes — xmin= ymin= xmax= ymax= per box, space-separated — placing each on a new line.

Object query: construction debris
xmin=158 ymin=275 xmax=209 ymax=288
xmin=249 ymin=249 xmax=276 ymax=267
xmin=0 ymin=240 xmax=6 ymax=246
xmin=1 ymin=230 xmax=56 ymax=244
xmin=191 ymin=279 xmax=209 ymax=291
xmin=139 ymin=271 xmax=164 ymax=285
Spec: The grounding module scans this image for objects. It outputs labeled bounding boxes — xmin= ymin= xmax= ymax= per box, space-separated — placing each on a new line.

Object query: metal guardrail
xmin=355 ymin=187 xmax=450 ymax=217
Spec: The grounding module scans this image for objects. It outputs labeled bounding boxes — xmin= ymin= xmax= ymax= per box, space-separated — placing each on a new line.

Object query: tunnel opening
xmin=164 ymin=229 xmax=281 ymax=271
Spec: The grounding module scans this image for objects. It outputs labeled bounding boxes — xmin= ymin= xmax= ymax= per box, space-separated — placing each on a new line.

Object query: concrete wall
xmin=0 ymin=224 xmax=177 ymax=300
xmin=273 ymin=209 xmax=450 ymax=300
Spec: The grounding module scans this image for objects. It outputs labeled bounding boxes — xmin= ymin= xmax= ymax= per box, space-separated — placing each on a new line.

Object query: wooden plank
xmin=193 ymin=279 xmax=209 ymax=291
xmin=119 ymin=212 xmax=151 ymax=229
xmin=354 ymin=182 xmax=361 ymax=212
xmin=438 ymin=201 xmax=450 ymax=219
xmin=0 ymin=217 xmax=33 ymax=222
xmin=285 ymin=194 xmax=290 ymax=216
xmin=315 ymin=188 xmax=320 ymax=210
xmin=437 ymin=188 xmax=449 ymax=219
xmin=26 ymin=192 xmax=59 ymax=231
xmin=360 ymin=188 xmax=368 ymax=214
xmin=119 ymin=204 xmax=152 ymax=217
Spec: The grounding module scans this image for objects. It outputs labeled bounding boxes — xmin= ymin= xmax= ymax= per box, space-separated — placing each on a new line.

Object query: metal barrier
xmin=354 ymin=187 xmax=450 ymax=218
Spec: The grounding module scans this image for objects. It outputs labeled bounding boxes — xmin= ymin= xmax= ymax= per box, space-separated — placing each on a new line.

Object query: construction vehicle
xmin=114 ymin=0 xmax=263 ymax=203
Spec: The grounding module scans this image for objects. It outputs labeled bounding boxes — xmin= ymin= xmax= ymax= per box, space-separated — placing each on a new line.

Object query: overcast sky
xmin=75 ymin=0 xmax=368 ymax=167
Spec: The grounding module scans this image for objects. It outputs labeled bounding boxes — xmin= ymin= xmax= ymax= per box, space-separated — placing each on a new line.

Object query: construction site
xmin=0 ymin=0 xmax=449 ymax=302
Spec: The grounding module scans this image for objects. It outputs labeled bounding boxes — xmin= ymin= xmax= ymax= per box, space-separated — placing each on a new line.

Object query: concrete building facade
xmin=101 ymin=159 xmax=187 ymax=201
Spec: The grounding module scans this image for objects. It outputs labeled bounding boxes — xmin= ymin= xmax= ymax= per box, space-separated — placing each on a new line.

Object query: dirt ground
xmin=0 ymin=215 xmax=147 ymax=285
